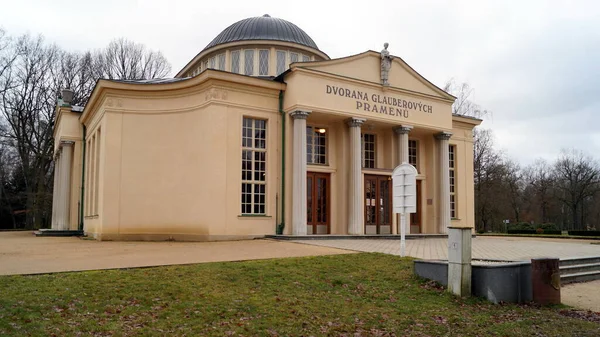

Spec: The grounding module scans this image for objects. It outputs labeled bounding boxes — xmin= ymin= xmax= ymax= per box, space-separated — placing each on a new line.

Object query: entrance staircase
xmin=560 ymin=256 xmax=600 ymax=284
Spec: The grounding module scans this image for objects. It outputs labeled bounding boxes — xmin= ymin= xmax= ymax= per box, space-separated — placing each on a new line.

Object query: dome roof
xmin=202 ymin=14 xmax=320 ymax=52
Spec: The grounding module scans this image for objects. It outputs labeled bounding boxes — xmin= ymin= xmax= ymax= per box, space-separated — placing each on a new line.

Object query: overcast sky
xmin=1 ymin=0 xmax=598 ymax=165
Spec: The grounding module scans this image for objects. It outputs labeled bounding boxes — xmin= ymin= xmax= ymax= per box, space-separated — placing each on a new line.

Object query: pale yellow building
xmin=51 ymin=15 xmax=481 ymax=241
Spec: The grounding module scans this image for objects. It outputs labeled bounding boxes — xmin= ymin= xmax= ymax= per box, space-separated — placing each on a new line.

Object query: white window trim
xmin=449 ymin=144 xmax=457 ymax=219
xmin=241 ymin=117 xmax=268 ymax=215
xmin=306 ymin=125 xmax=327 ymax=165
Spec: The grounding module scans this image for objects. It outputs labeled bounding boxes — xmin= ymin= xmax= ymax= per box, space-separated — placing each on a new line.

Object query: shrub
xmin=507 ymin=229 xmax=562 ymax=235
xmin=540 ymin=223 xmax=558 ymax=231
xmin=508 ymin=229 xmax=536 ymax=234
xmin=568 ymin=230 xmax=600 ymax=236
xmin=507 ymin=222 xmax=535 ymax=231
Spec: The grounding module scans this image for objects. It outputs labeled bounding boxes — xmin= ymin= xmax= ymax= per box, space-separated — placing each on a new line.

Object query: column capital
xmin=346 ymin=117 xmax=366 ymax=128
xmin=435 ymin=131 xmax=453 ymax=140
xmin=393 ymin=125 xmax=413 ymax=134
xmin=289 ymin=110 xmax=311 ymax=120
xmin=60 ymin=140 xmax=75 ymax=147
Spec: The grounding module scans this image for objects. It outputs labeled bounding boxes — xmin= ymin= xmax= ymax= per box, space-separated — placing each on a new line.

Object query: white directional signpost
xmin=392 ymin=163 xmax=418 ymax=257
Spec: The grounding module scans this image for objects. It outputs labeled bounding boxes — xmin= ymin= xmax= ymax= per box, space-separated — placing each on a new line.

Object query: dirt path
xmin=562 ymin=280 xmax=600 ymax=312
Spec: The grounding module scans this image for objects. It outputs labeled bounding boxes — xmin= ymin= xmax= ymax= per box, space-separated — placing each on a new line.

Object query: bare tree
xmin=0 ymin=30 xmax=173 ymax=229
xmin=444 ymin=79 xmax=490 ymax=119
xmin=524 ymin=159 xmax=555 ymax=223
xmin=92 ymin=38 xmax=171 ymax=80
xmin=0 ymin=34 xmax=59 ymax=228
xmin=503 ymin=159 xmax=524 ymax=223
xmin=553 ymin=149 xmax=600 ymax=230
xmin=473 ymin=128 xmax=504 ymax=231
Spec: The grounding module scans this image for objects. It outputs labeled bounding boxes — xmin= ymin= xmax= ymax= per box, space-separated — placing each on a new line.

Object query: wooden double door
xmin=364 ymin=175 xmax=392 ymax=234
xmin=364 ymin=175 xmax=422 ymax=234
xmin=307 ymin=172 xmax=330 ymax=234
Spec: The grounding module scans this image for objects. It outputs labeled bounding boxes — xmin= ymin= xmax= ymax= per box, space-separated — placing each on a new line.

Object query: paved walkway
xmin=292 ymin=236 xmax=600 ymax=260
xmin=0 ymin=231 xmax=354 ymax=276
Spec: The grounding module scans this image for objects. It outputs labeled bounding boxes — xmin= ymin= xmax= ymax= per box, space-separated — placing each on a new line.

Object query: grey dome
xmin=203 ymin=14 xmax=320 ymax=52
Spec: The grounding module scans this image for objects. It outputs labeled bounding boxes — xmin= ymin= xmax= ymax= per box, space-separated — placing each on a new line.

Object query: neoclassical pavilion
xmin=51 ymin=14 xmax=481 ymax=240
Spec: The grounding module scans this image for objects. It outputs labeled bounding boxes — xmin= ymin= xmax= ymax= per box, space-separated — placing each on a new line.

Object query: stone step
xmin=265 ymin=234 xmax=476 ymax=240
xmin=560 ymin=256 xmax=600 ymax=266
xmin=561 ymin=270 xmax=600 ymax=284
xmin=560 ymin=262 xmax=600 ymax=275
xmin=34 ymin=229 xmax=83 ymax=237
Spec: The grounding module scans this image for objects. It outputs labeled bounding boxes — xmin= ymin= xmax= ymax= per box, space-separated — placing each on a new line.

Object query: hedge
xmin=567 ymin=231 xmax=600 ymax=236
xmin=507 ymin=229 xmax=562 ymax=235
xmin=507 ymin=223 xmax=558 ymax=231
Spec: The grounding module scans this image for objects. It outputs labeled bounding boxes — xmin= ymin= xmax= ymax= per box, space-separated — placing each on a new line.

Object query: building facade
xmin=51 ymin=15 xmax=481 ymax=240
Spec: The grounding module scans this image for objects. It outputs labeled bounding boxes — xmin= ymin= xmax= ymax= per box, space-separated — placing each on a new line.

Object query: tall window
xmin=241 ymin=118 xmax=267 ymax=215
xmin=302 ymin=54 xmax=310 ymax=62
xmin=290 ymin=52 xmax=298 ymax=65
xmin=361 ymin=133 xmax=376 ymax=168
xmin=231 ymin=50 xmax=240 ymax=74
xmin=276 ymin=50 xmax=286 ymax=75
xmin=306 ymin=126 xmax=326 ymax=165
xmin=449 ymin=145 xmax=456 ymax=218
xmin=85 ymin=127 xmax=101 ymax=217
xmin=259 ymin=49 xmax=269 ymax=76
xmin=203 ymin=60 xmax=209 ymax=71
xmin=209 ymin=56 xmax=216 ymax=69
xmin=244 ymin=49 xmax=254 ymax=75
xmin=409 ymin=140 xmax=418 ymax=170
xmin=217 ymin=53 xmax=225 ymax=70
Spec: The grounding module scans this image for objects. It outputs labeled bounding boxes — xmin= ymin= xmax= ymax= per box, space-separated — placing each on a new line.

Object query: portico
xmin=282 ymin=49 xmax=480 ymax=236
xmin=287 ymin=108 xmax=463 ymax=236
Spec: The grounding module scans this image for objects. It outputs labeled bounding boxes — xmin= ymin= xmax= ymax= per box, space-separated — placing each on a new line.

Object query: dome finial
xmin=263 ymin=14 xmax=271 ymax=17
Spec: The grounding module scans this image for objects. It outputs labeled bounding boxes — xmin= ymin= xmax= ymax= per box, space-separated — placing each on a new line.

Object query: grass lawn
xmin=1 ymin=253 xmax=598 ymax=336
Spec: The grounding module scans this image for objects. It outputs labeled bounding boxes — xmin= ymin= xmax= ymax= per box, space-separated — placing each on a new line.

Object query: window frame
xmin=231 ymin=50 xmax=240 ymax=74
xmin=258 ymin=49 xmax=269 ymax=76
xmin=289 ymin=52 xmax=299 ymax=65
xmin=241 ymin=117 xmax=268 ymax=215
xmin=306 ymin=125 xmax=327 ymax=165
xmin=276 ymin=50 xmax=287 ymax=75
xmin=217 ymin=53 xmax=225 ymax=71
xmin=449 ymin=144 xmax=457 ymax=219
xmin=244 ymin=49 xmax=255 ymax=76
xmin=409 ymin=139 xmax=418 ymax=171
xmin=361 ymin=133 xmax=376 ymax=169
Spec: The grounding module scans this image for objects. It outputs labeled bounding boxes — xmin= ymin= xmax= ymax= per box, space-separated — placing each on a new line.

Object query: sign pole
xmin=400 ymin=213 xmax=406 ymax=257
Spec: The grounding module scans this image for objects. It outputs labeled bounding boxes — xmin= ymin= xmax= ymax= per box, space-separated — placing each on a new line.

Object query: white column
xmin=50 ymin=152 xmax=61 ymax=229
xmin=436 ymin=132 xmax=452 ymax=234
xmin=394 ymin=125 xmax=413 ymax=235
xmin=347 ymin=117 xmax=366 ymax=235
xmin=394 ymin=125 xmax=413 ymax=165
xmin=290 ymin=110 xmax=310 ymax=236
xmin=58 ymin=141 xmax=74 ymax=230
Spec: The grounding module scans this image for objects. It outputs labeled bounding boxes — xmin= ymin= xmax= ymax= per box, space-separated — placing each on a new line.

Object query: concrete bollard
xmin=447 ymin=227 xmax=472 ymax=297
xmin=531 ymin=258 xmax=561 ymax=305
